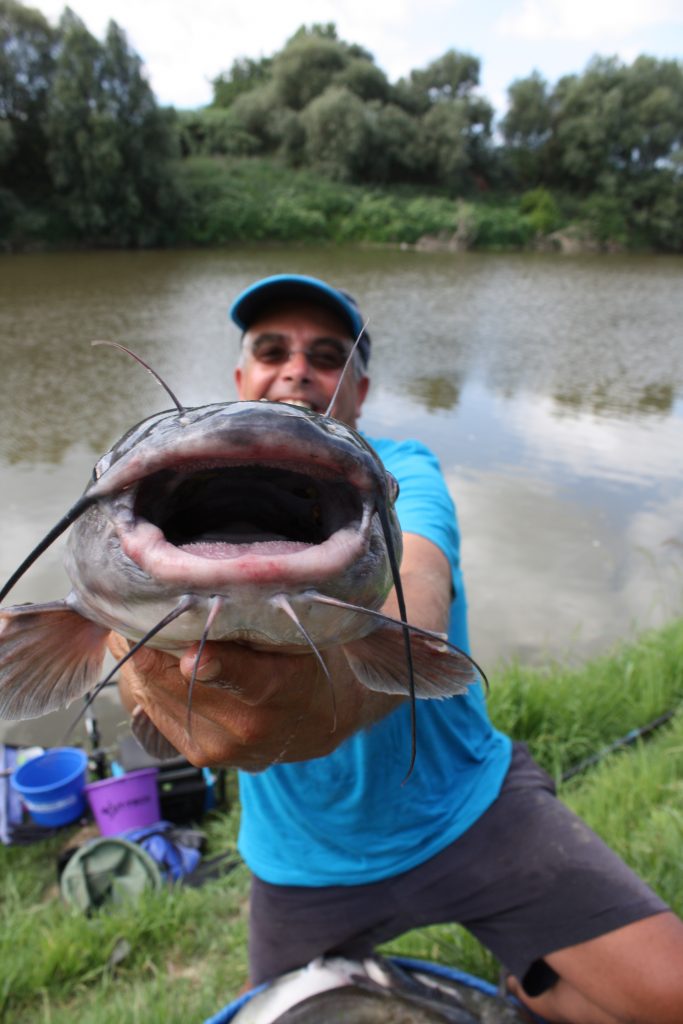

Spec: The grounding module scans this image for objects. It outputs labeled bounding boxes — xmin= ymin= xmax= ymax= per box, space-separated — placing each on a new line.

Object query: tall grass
xmin=2 ymin=620 xmax=683 ymax=1021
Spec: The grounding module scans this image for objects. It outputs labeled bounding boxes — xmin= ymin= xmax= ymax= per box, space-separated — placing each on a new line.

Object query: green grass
xmin=3 ymin=619 xmax=683 ymax=1021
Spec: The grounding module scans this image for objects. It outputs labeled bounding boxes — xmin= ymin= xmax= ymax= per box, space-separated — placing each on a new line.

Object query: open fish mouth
xmin=132 ymin=461 xmax=366 ymax=559
xmin=119 ymin=452 xmax=376 ymax=588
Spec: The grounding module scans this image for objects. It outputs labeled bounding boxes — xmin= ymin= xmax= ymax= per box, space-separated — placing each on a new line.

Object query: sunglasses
xmin=249 ymin=337 xmax=353 ymax=372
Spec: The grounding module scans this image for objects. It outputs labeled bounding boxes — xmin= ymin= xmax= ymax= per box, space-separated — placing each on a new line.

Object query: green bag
xmin=60 ymin=837 xmax=163 ymax=913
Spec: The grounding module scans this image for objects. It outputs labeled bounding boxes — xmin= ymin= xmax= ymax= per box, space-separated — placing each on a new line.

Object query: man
xmin=114 ymin=274 xmax=683 ymax=1024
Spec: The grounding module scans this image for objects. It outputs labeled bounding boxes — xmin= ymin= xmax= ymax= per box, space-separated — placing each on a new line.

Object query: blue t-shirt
xmin=238 ymin=437 xmax=511 ymax=886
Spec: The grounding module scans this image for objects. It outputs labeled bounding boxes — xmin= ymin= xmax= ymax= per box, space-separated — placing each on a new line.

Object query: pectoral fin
xmin=0 ymin=601 xmax=110 ymax=719
xmin=343 ymin=623 xmax=478 ymax=698
xmin=131 ymin=707 xmax=182 ymax=760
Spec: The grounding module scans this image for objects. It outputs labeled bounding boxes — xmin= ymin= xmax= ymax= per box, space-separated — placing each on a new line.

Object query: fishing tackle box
xmin=115 ymin=735 xmax=224 ymax=825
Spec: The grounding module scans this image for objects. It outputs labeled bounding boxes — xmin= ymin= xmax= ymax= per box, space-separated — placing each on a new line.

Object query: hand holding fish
xmin=108 ymin=532 xmax=454 ymax=770
xmin=111 ymin=635 xmax=403 ymax=771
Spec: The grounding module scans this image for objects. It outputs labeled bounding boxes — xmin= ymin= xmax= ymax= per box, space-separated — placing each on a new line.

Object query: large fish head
xmin=65 ymin=400 xmax=402 ymax=637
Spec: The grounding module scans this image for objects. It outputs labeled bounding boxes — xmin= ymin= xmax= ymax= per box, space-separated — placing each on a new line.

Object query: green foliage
xmin=519 ymin=186 xmax=562 ymax=234
xmin=472 ymin=202 xmax=536 ymax=249
xmin=301 ymin=85 xmax=373 ymax=181
xmin=369 ymin=102 xmax=425 ymax=182
xmin=335 ymin=58 xmax=390 ymax=103
xmin=421 ymin=101 xmax=472 ymax=189
xmin=578 ymin=192 xmax=629 ymax=247
xmin=177 ymin=107 xmax=258 ymax=158
xmin=44 ymin=12 xmax=181 ymax=245
xmin=501 ymin=71 xmax=552 ymax=186
xmin=2 ymin=4 xmax=683 ymax=251
xmin=488 ymin=619 xmax=683 ymax=779
xmin=271 ymin=33 xmax=350 ymax=111
xmin=403 ymin=49 xmax=483 ymax=113
xmin=0 ymin=0 xmax=57 ymax=196
xmin=211 ymin=55 xmax=272 ymax=108
xmin=228 ymin=83 xmax=283 ymax=152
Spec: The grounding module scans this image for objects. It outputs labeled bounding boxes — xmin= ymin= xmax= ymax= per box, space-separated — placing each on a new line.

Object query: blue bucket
xmin=11 ymin=747 xmax=89 ymax=827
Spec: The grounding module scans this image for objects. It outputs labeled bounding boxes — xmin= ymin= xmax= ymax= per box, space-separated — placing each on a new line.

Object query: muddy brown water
xmin=1 ymin=246 xmax=682 ymax=749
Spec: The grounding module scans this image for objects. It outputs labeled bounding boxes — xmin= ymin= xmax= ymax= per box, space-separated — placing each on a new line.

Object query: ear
xmin=234 ymin=365 xmax=244 ymax=398
xmin=355 ymin=375 xmax=370 ymax=419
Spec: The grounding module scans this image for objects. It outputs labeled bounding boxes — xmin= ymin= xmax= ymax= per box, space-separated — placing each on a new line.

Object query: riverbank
xmin=3 ymin=156 xmax=675 ymax=255
xmin=2 ymin=617 xmax=682 ymax=1022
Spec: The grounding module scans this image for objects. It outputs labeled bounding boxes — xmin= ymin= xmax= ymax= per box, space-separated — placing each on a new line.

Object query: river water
xmin=1 ymin=245 xmax=682 ymax=746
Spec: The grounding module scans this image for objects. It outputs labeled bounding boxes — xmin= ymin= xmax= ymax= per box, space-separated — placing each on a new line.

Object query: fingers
xmin=108 ymin=634 xmax=379 ymax=770
xmin=178 ymin=641 xmax=317 ymax=707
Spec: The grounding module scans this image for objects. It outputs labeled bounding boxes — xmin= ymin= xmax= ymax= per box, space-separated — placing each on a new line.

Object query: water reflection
xmin=406 ymin=375 xmax=462 ymax=412
xmin=554 ymin=381 xmax=676 ymax=418
xmin=1 ymin=247 xmax=682 ymax=690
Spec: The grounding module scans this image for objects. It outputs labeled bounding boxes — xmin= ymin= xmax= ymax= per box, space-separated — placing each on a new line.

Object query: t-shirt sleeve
xmin=370 ymin=436 xmax=469 ymax=652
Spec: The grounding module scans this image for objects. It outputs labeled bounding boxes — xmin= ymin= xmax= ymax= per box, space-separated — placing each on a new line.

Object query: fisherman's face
xmin=235 ymin=304 xmax=369 ymax=428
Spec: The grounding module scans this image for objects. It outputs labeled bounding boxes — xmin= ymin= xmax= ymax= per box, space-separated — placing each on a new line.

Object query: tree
xmin=271 ymin=33 xmax=350 ymax=110
xmin=397 ymin=49 xmax=482 ymax=114
xmin=301 ymin=85 xmax=373 ymax=181
xmin=501 ymin=71 xmax=552 ymax=186
xmin=0 ymin=0 xmax=57 ymax=194
xmin=211 ymin=55 xmax=272 ymax=108
xmin=393 ymin=49 xmax=493 ymax=189
xmin=334 ymin=58 xmax=390 ymax=103
xmin=45 ymin=10 xmax=180 ymax=244
xmin=421 ymin=101 xmax=471 ymax=188
xmin=548 ymin=55 xmax=683 ymax=191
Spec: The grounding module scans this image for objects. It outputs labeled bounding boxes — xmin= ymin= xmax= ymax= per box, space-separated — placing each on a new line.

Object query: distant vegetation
xmin=2 ymin=1 xmax=683 ymax=251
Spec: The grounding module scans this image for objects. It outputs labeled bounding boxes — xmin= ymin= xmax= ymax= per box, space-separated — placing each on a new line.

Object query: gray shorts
xmin=248 ymin=743 xmax=668 ymax=993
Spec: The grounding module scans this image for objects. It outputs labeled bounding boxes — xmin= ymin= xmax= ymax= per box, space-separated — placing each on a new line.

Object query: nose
xmin=281 ymin=349 xmax=312 ymax=382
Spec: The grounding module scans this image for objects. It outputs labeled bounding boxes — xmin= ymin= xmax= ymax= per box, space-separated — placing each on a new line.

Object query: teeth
xmin=280 ymin=399 xmax=313 ymax=410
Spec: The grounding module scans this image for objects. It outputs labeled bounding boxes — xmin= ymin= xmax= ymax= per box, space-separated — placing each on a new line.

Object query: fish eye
xmin=386 ymin=472 xmax=400 ymax=503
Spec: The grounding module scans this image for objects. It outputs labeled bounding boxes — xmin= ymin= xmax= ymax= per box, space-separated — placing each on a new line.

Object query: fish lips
xmin=81 ymin=401 xmax=395 ymax=591
xmin=119 ymin=518 xmax=374 ymax=588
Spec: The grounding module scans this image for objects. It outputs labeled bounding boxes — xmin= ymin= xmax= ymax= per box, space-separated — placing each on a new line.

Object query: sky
xmin=28 ymin=0 xmax=683 ymax=116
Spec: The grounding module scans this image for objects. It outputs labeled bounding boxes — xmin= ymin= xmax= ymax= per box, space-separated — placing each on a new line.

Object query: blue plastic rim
xmin=11 ymin=747 xmax=89 ymax=827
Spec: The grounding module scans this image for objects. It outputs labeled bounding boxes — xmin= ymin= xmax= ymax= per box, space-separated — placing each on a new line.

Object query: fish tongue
xmin=180 ymin=539 xmax=313 ymax=559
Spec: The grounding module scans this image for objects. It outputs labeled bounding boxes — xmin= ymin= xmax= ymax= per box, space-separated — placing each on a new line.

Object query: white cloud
xmin=498 ymin=0 xmax=682 ymax=42
xmin=28 ymin=0 xmax=683 ymax=112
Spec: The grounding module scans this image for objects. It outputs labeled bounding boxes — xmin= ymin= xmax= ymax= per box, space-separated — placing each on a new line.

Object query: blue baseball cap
xmin=229 ymin=274 xmax=371 ymax=366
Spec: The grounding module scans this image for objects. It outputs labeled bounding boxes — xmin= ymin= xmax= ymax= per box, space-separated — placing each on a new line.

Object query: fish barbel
xmin=0 ymin=398 xmax=483 ymax=766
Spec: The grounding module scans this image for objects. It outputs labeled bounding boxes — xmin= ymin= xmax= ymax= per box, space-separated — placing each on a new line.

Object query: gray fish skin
xmin=0 ymin=400 xmax=479 ymax=728
xmin=268 ymin=988 xmax=472 ymax=1023
xmin=230 ymin=956 xmax=522 ymax=1024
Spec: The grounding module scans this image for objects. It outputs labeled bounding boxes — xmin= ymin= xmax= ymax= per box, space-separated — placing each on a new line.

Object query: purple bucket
xmin=85 ymin=768 xmax=160 ymax=836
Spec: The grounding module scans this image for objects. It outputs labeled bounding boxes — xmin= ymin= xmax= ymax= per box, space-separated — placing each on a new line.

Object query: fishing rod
xmin=561 ymin=709 xmax=676 ymax=782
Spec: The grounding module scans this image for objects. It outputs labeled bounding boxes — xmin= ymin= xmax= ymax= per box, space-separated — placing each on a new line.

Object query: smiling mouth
xmin=276 ymin=398 xmax=317 ymax=411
